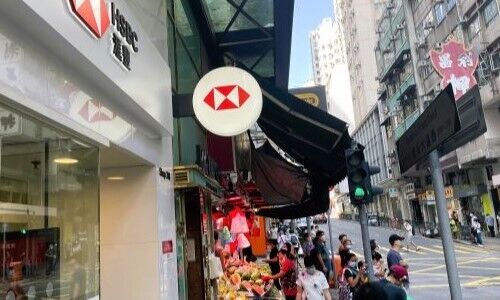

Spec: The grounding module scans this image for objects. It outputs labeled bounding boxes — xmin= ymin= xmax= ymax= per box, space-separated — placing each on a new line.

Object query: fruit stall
xmin=217 ymin=263 xmax=282 ymax=299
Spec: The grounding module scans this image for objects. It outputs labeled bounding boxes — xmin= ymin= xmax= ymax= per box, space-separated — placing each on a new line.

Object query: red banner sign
xmin=429 ymin=39 xmax=479 ymax=101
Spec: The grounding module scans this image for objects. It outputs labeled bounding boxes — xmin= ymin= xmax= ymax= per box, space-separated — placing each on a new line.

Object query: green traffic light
xmin=354 ymin=186 xmax=366 ymax=199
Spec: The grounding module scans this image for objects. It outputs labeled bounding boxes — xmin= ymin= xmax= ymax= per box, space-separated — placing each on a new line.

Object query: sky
xmin=288 ymin=0 xmax=334 ymax=88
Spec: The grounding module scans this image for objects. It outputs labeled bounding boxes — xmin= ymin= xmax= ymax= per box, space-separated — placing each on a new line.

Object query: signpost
xmin=396 ymin=85 xmax=460 ymax=173
xmin=397 ymin=85 xmax=463 ymax=300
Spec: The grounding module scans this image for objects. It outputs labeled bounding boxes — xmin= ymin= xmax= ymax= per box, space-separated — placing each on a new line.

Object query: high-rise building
xmin=336 ymin=0 xmax=388 ymax=126
xmin=310 ymin=18 xmax=346 ymax=86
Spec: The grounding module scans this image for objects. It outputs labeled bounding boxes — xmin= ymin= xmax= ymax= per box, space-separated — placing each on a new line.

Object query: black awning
xmin=256 ymin=175 xmax=330 ymax=219
xmin=253 ymin=70 xmax=352 ymax=186
xmin=244 ymin=69 xmax=351 ymax=218
xmin=251 ymin=141 xmax=308 ymax=207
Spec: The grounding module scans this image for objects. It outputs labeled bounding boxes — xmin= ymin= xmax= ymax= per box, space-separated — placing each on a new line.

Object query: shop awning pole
xmin=327 ymin=210 xmax=336 ymax=284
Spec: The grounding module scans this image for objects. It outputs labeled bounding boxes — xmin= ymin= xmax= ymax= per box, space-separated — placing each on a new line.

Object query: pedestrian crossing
xmin=372 ymin=243 xmax=491 ymax=257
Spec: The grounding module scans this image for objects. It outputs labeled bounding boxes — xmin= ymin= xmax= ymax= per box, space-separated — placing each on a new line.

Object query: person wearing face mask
xmin=378 ymin=265 xmax=407 ymax=300
xmin=338 ymin=253 xmax=365 ymax=300
xmin=311 ymin=231 xmax=332 ymax=279
xmin=338 ymin=239 xmax=352 ymax=268
xmin=262 ymin=247 xmax=297 ymax=300
xmin=296 ymin=256 xmax=332 ymax=300
xmin=386 ymin=234 xmax=409 ymax=290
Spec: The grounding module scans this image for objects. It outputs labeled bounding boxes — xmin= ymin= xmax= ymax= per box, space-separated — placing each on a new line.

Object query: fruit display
xmin=218 ymin=263 xmax=281 ymax=299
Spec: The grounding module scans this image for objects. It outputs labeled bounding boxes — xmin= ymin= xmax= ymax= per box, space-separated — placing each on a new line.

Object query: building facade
xmin=0 ymin=0 xmax=177 ymax=299
xmin=310 ymin=18 xmax=346 ymax=86
xmin=336 ymin=0 xmax=388 ymax=126
xmin=374 ymin=0 xmax=500 ymax=234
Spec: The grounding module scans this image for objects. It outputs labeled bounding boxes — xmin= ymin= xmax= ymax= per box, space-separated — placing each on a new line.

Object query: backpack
xmin=337 ymin=268 xmax=352 ymax=300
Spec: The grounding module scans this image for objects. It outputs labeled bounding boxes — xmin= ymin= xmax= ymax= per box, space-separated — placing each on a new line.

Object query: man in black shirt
xmin=379 ymin=265 xmax=407 ymax=300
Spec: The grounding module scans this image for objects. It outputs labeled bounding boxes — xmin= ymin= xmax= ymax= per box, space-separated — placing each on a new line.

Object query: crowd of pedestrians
xmin=264 ymin=222 xmax=412 ymax=300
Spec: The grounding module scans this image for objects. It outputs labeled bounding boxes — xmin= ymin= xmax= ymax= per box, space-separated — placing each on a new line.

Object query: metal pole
xmin=429 ymin=150 xmax=462 ymax=300
xmin=326 ymin=210 xmax=336 ymax=283
xmin=359 ymin=204 xmax=375 ymax=281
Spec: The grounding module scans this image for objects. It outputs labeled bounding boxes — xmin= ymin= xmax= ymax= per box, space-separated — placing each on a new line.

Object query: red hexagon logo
xmin=203 ymin=85 xmax=250 ymax=111
xmin=68 ymin=0 xmax=110 ymax=38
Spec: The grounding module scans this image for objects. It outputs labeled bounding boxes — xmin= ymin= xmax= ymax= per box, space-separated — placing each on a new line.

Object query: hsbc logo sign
xmin=68 ymin=0 xmax=139 ymax=71
xmin=193 ymin=67 xmax=263 ymax=137
xmin=203 ymin=85 xmax=250 ymax=111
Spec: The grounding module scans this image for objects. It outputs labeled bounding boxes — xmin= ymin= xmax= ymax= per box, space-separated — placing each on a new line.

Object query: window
xmin=447 ymin=0 xmax=456 ymax=11
xmin=0 ymin=103 xmax=100 ymax=299
xmin=483 ymin=0 xmax=498 ymax=26
xmin=435 ymin=3 xmax=447 ymax=25
xmin=422 ymin=10 xmax=435 ymax=37
xmin=468 ymin=15 xmax=481 ymax=41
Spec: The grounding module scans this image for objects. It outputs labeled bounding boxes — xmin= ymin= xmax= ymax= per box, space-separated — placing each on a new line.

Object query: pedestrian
xmin=486 ymin=214 xmax=495 ymax=237
xmin=386 ymin=234 xmax=409 ymax=290
xmin=338 ymin=253 xmax=366 ymax=300
xmin=296 ymin=256 xmax=332 ymax=300
xmin=470 ymin=213 xmax=484 ymax=247
xmin=338 ymin=239 xmax=353 ymax=266
xmin=338 ymin=234 xmax=348 ymax=254
xmin=312 ymin=230 xmax=332 ymax=279
xmin=262 ymin=246 xmax=297 ymax=300
xmin=450 ymin=211 xmax=461 ymax=240
xmin=372 ymin=252 xmax=386 ymax=280
xmin=264 ymin=239 xmax=281 ymax=290
xmin=370 ymin=239 xmax=380 ymax=258
xmin=289 ymin=229 xmax=300 ymax=255
xmin=378 ymin=265 xmax=407 ymax=300
xmin=403 ymin=221 xmax=419 ymax=252
xmin=267 ymin=223 xmax=279 ymax=243
xmin=353 ymin=282 xmax=389 ymax=300
xmin=278 ymin=230 xmax=289 ymax=249
xmin=357 ymin=261 xmax=369 ymax=284
xmin=302 ymin=232 xmax=315 ymax=257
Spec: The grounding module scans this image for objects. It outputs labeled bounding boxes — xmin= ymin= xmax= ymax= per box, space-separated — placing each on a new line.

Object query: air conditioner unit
xmin=384 ymin=107 xmax=389 ymax=114
xmin=391 ymin=35 xmax=397 ymax=41
xmin=435 ymin=42 xmax=443 ymax=49
xmin=417 ymin=39 xmax=427 ymax=48
xmin=397 ymin=24 xmax=405 ymax=31
xmin=403 ymin=53 xmax=410 ymax=60
xmin=424 ymin=21 xmax=435 ymax=29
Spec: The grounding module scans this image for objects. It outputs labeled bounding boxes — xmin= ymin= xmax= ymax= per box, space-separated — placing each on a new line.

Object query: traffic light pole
xmin=359 ymin=204 xmax=375 ymax=281
xmin=429 ymin=150 xmax=462 ymax=300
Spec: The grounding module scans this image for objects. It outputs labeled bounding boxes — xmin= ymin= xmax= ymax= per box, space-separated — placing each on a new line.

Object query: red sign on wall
xmin=162 ymin=240 xmax=173 ymax=254
xmin=429 ymin=39 xmax=479 ymax=101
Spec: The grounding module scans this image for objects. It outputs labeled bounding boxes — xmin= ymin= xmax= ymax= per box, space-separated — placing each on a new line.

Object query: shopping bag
xmin=209 ymin=253 xmax=223 ymax=279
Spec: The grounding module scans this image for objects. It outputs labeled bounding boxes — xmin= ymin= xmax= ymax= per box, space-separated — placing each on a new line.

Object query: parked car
xmin=313 ymin=214 xmax=327 ymax=224
xmin=368 ymin=214 xmax=379 ymax=226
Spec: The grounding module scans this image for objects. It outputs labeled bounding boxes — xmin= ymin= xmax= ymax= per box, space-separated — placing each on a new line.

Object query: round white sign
xmin=193 ymin=67 xmax=263 ymax=136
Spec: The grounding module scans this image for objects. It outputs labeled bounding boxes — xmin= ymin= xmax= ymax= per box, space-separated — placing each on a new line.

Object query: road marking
xmin=458 ymin=265 xmax=500 ymax=271
xmin=454 ymin=244 xmax=490 ymax=254
xmin=431 ymin=245 xmax=470 ymax=254
xmin=464 ymin=276 xmax=500 ymax=287
xmin=414 ymin=245 xmax=443 ymax=254
xmin=411 ymin=272 xmax=486 ymax=279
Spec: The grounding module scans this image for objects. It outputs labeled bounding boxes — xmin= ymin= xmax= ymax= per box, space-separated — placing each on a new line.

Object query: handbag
xmin=337 ymin=268 xmax=351 ymax=300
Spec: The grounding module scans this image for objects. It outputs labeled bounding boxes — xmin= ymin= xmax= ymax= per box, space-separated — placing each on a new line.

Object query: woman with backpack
xmin=337 ymin=253 xmax=366 ymax=300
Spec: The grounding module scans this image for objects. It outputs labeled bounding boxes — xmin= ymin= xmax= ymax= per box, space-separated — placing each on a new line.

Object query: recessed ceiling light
xmin=107 ymin=176 xmax=125 ymax=181
xmin=54 ymin=157 xmax=79 ymax=164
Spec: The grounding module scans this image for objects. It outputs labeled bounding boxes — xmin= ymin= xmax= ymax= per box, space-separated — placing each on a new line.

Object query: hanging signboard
xmin=397 ymin=85 xmax=461 ymax=173
xmin=193 ymin=67 xmax=263 ymax=137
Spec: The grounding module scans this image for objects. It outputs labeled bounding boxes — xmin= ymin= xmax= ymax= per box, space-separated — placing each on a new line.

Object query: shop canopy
xmin=248 ymin=70 xmax=352 ymax=218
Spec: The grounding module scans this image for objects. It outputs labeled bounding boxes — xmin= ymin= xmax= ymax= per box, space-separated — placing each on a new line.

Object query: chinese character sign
xmin=429 ymin=39 xmax=479 ymax=100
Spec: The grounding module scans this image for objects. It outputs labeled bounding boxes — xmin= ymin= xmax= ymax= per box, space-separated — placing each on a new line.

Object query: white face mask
xmin=306 ymin=267 xmax=316 ymax=275
xmin=349 ymin=261 xmax=357 ymax=269
xmin=346 ymin=245 xmax=352 ymax=250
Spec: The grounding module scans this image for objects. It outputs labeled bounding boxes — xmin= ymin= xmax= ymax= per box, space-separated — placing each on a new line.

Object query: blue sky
xmin=289 ymin=0 xmax=334 ymax=88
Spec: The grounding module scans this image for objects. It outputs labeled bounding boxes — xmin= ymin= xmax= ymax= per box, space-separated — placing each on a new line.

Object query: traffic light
xmin=345 ymin=145 xmax=384 ymax=205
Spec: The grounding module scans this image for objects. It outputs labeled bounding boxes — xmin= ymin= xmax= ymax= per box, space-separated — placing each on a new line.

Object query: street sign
xmin=397 ymin=85 xmax=460 ymax=173
xmin=439 ymin=86 xmax=486 ymax=156
xmin=193 ymin=67 xmax=263 ymax=137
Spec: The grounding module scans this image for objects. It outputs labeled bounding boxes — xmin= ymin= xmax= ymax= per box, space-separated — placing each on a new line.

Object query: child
xmin=357 ymin=261 xmax=369 ymax=284
xmin=372 ymin=252 xmax=386 ymax=280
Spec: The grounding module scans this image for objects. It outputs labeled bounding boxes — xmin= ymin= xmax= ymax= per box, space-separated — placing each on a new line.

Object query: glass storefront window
xmin=0 ymin=103 xmax=99 ymax=299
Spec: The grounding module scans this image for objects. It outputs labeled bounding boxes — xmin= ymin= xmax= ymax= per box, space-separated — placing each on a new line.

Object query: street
xmin=323 ymin=218 xmax=500 ymax=300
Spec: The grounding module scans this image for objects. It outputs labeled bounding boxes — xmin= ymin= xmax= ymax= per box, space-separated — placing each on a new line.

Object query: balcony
xmin=394 ymin=122 xmax=406 ymax=140
xmin=394 ymin=110 xmax=420 ymax=141
xmin=400 ymin=73 xmax=415 ymax=95
xmin=392 ymin=5 xmax=405 ymax=30
xmin=386 ymin=89 xmax=401 ymax=112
